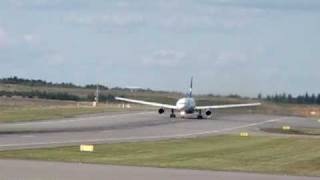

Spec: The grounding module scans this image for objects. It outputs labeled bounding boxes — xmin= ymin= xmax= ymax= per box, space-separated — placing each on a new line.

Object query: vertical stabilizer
xmin=189 ymin=77 xmax=193 ymax=97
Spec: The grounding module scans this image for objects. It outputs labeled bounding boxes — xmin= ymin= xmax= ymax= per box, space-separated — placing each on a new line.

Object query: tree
xmin=317 ymin=94 xmax=320 ymax=105
xmin=288 ymin=94 xmax=293 ymax=103
xmin=311 ymin=94 xmax=316 ymax=104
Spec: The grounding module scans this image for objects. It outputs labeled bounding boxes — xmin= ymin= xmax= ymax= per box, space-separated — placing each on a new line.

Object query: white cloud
xmin=9 ymin=0 xmax=76 ymax=10
xmin=45 ymin=51 xmax=65 ymax=65
xmin=143 ymin=50 xmax=186 ymax=67
xmin=64 ymin=13 xmax=145 ymax=28
xmin=0 ymin=27 xmax=8 ymax=48
xmin=23 ymin=34 xmax=34 ymax=42
xmin=215 ymin=46 xmax=265 ymax=65
xmin=217 ymin=51 xmax=248 ymax=64
xmin=151 ymin=5 xmax=266 ymax=32
xmin=21 ymin=33 xmax=42 ymax=47
xmin=115 ymin=1 xmax=130 ymax=8
xmin=200 ymin=0 xmax=320 ymax=12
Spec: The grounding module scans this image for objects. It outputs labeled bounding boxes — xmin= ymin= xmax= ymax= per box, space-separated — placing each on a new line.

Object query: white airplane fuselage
xmin=176 ymin=97 xmax=196 ymax=114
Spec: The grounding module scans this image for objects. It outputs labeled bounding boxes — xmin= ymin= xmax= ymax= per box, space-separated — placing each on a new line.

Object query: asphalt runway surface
xmin=0 ymin=111 xmax=319 ymax=150
xmin=0 ymin=111 xmax=319 ymax=179
xmin=1 ymin=159 xmax=318 ymax=180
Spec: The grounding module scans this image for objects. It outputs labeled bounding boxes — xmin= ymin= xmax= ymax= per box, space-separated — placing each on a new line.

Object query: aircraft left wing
xmin=195 ymin=103 xmax=261 ymax=110
xmin=115 ymin=97 xmax=178 ymax=109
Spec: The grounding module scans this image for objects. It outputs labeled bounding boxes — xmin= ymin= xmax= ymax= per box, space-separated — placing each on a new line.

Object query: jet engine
xmin=158 ymin=108 xmax=165 ymax=114
xmin=205 ymin=110 xmax=212 ymax=116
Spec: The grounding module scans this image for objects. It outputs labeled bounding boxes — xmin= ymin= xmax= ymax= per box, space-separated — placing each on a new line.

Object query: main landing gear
xmin=197 ymin=110 xmax=203 ymax=119
xmin=170 ymin=109 xmax=176 ymax=118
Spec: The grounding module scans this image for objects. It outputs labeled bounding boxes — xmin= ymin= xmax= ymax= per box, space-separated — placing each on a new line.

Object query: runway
xmin=0 ymin=111 xmax=318 ymax=150
xmin=0 ymin=111 xmax=319 ymax=180
xmin=0 ymin=159 xmax=318 ymax=180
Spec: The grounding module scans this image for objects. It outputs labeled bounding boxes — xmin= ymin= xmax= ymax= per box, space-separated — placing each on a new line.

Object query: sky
xmin=0 ymin=0 xmax=319 ymax=97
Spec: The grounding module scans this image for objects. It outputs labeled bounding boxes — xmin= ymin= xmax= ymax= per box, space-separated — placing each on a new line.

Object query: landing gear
xmin=170 ymin=109 xmax=176 ymax=118
xmin=197 ymin=115 xmax=203 ymax=119
xmin=197 ymin=110 xmax=203 ymax=119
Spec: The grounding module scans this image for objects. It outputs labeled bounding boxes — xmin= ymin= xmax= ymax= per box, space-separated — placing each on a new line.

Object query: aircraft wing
xmin=115 ymin=97 xmax=178 ymax=109
xmin=195 ymin=103 xmax=261 ymax=110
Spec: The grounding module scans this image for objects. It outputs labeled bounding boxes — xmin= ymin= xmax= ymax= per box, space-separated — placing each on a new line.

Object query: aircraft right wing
xmin=115 ymin=97 xmax=178 ymax=109
xmin=195 ymin=103 xmax=261 ymax=110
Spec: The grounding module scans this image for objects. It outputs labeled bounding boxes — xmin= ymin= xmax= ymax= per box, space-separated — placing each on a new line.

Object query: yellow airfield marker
xmin=317 ymin=119 xmax=320 ymax=123
xmin=80 ymin=144 xmax=94 ymax=152
xmin=282 ymin=126 xmax=291 ymax=130
xmin=240 ymin=132 xmax=249 ymax=137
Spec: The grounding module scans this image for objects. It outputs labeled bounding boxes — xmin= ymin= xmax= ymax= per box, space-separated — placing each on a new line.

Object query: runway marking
xmin=20 ymin=135 xmax=35 ymax=138
xmin=0 ymin=117 xmax=286 ymax=149
xmin=8 ymin=111 xmax=154 ymax=126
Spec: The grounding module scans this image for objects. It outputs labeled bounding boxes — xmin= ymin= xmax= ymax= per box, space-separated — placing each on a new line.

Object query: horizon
xmin=2 ymin=75 xmax=319 ymax=98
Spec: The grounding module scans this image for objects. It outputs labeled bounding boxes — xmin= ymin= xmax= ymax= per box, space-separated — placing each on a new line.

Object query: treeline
xmin=0 ymin=76 xmax=151 ymax=92
xmin=0 ymin=90 xmax=81 ymax=101
xmin=0 ymin=76 xmax=81 ymax=88
xmin=84 ymin=84 xmax=109 ymax=90
xmin=0 ymin=90 xmax=115 ymax=102
xmin=0 ymin=76 xmax=109 ymax=90
xmin=259 ymin=93 xmax=320 ymax=105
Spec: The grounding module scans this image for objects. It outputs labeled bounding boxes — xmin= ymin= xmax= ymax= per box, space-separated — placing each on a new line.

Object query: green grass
xmin=0 ymin=97 xmax=150 ymax=123
xmin=0 ymin=135 xmax=319 ymax=176
xmin=262 ymin=127 xmax=320 ymax=136
xmin=0 ymin=106 xmax=138 ymax=123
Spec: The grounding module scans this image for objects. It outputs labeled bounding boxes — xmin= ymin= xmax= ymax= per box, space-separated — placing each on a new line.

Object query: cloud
xmin=217 ymin=51 xmax=248 ymax=64
xmin=142 ymin=50 xmax=186 ymax=67
xmin=23 ymin=34 xmax=34 ymax=42
xmin=45 ymin=51 xmax=65 ymax=65
xmin=22 ymin=34 xmax=41 ymax=46
xmin=0 ymin=27 xmax=8 ymax=48
xmin=64 ymin=13 xmax=145 ymax=28
xmin=200 ymin=0 xmax=320 ymax=11
xmin=8 ymin=0 xmax=86 ymax=11
xmin=157 ymin=10 xmax=257 ymax=32
xmin=142 ymin=1 xmax=267 ymax=32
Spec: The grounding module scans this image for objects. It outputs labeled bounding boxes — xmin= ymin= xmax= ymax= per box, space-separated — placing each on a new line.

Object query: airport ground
xmin=1 ymin=159 xmax=319 ymax=180
xmin=0 ymin=96 xmax=320 ymax=179
xmin=0 ymin=105 xmax=319 ymax=179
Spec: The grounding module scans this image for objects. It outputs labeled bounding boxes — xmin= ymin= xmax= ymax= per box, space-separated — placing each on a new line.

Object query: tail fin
xmin=188 ymin=77 xmax=193 ymax=97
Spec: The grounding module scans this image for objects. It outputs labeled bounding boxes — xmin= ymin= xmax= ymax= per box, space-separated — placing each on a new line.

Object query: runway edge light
xmin=282 ymin=126 xmax=291 ymax=130
xmin=240 ymin=132 xmax=249 ymax=137
xmin=80 ymin=144 xmax=94 ymax=152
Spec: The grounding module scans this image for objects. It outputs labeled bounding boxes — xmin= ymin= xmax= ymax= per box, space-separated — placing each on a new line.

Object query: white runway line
xmin=20 ymin=135 xmax=35 ymax=138
xmin=0 ymin=117 xmax=286 ymax=149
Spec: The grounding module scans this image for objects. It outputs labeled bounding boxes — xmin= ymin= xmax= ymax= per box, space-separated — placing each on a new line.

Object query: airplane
xmin=115 ymin=77 xmax=261 ymax=119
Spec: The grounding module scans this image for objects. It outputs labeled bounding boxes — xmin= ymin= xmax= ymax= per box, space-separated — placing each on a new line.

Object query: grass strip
xmin=0 ymin=135 xmax=319 ymax=176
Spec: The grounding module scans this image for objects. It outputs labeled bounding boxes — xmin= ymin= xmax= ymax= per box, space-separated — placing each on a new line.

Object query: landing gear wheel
xmin=170 ymin=109 xmax=176 ymax=118
xmin=197 ymin=110 xmax=203 ymax=119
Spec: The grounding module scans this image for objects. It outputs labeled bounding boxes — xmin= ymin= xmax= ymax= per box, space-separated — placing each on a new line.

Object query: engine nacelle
xmin=205 ymin=110 xmax=212 ymax=116
xmin=158 ymin=108 xmax=165 ymax=114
